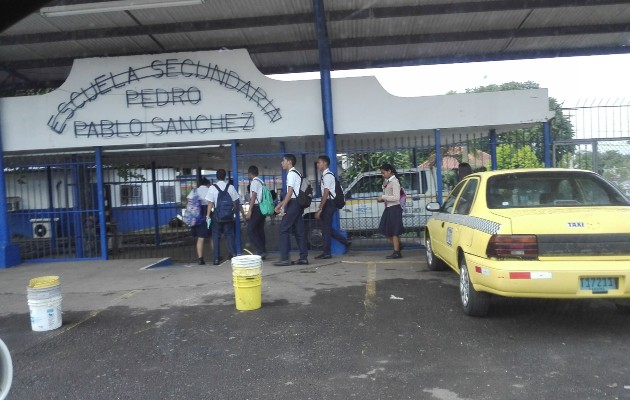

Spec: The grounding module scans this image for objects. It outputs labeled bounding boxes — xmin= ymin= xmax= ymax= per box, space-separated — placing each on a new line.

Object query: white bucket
xmin=28 ymin=296 xmax=62 ymax=332
xmin=26 ymin=285 xmax=62 ymax=301
xmin=231 ymin=255 xmax=263 ymax=277
xmin=0 ymin=338 xmax=12 ymax=400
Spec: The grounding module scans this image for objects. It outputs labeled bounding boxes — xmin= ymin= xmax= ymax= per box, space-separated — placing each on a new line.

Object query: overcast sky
xmin=270 ymin=53 xmax=630 ymax=108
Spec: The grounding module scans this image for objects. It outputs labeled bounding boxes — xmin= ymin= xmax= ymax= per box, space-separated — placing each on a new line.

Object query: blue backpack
xmin=213 ymin=184 xmax=235 ymax=222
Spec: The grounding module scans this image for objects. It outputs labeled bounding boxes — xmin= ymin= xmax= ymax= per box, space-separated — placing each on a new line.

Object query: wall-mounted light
xmin=40 ymin=0 xmax=205 ymax=17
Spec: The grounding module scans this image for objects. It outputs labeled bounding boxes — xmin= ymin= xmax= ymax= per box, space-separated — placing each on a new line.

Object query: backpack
xmin=293 ymin=170 xmax=313 ymax=208
xmin=213 ymin=184 xmax=235 ymax=222
xmin=184 ymin=188 xmax=203 ymax=226
xmin=324 ymin=171 xmax=345 ymax=209
xmin=400 ymin=186 xmax=407 ymax=211
xmin=255 ymin=178 xmax=275 ymax=216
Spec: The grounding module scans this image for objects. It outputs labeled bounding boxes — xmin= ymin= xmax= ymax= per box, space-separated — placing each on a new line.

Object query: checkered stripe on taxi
xmin=432 ymin=214 xmax=502 ymax=235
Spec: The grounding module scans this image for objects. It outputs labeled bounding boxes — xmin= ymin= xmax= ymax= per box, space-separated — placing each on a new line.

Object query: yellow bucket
xmin=233 ymin=275 xmax=262 ymax=311
xmin=28 ymin=276 xmax=60 ymax=289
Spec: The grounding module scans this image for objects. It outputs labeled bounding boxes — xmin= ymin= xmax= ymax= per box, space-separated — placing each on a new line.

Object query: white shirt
xmin=188 ymin=184 xmax=209 ymax=205
xmin=250 ymin=177 xmax=264 ymax=204
xmin=286 ymin=167 xmax=302 ymax=199
xmin=205 ymin=180 xmax=240 ymax=205
xmin=321 ymin=168 xmax=336 ymax=198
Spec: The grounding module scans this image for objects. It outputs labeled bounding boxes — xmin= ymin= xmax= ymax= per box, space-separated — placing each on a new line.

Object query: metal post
xmin=412 ymin=148 xmax=418 ymax=168
xmin=46 ymin=167 xmax=58 ymax=248
xmin=543 ymin=121 xmax=552 ymax=168
xmin=280 ymin=141 xmax=287 ymax=200
xmin=313 ymin=0 xmax=345 ymax=254
xmin=71 ymin=156 xmax=84 ymax=257
xmin=434 ymin=129 xmax=444 ymax=204
xmin=95 ymin=147 xmax=107 ymax=259
xmin=150 ymin=161 xmax=161 ymax=247
xmin=231 ymin=139 xmax=241 ymax=254
xmin=0 ymin=117 xmax=20 ymax=268
xmin=489 ymin=129 xmax=498 ymax=171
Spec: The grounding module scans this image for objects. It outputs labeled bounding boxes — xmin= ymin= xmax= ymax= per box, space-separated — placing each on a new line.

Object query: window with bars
xmin=120 ymin=185 xmax=143 ymax=205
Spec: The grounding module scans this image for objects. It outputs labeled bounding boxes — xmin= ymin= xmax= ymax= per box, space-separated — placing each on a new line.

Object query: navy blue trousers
xmin=212 ymin=218 xmax=236 ymax=260
xmin=247 ymin=205 xmax=266 ymax=255
xmin=279 ymin=200 xmax=308 ymax=261
xmin=321 ymin=201 xmax=347 ymax=255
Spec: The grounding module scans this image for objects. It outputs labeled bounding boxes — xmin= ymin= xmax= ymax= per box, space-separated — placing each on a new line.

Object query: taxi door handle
xmin=441 ymin=222 xmax=445 ymax=228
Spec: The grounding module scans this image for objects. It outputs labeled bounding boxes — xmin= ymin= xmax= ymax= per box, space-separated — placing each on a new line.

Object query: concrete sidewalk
xmin=2 ymin=250 xmax=629 ymax=400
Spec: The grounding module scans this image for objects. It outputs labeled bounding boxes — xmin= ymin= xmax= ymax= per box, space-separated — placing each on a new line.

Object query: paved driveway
xmin=1 ymin=252 xmax=630 ymax=399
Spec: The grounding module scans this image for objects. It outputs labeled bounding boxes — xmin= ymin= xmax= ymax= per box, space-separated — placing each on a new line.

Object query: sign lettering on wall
xmin=47 ymin=58 xmax=282 ymax=137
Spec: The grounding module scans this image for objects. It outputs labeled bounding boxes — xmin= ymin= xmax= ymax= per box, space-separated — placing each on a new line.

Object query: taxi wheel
xmin=459 ymin=256 xmax=490 ymax=317
xmin=425 ymin=232 xmax=446 ymax=271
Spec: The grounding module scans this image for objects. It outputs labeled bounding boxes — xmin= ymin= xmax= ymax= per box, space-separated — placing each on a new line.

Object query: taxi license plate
xmin=580 ymin=277 xmax=618 ymax=293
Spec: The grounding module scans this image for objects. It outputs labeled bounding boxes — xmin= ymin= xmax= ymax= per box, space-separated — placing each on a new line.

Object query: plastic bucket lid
xmin=231 ymin=255 xmax=262 ymax=268
xmin=27 ymin=295 xmax=62 ymax=306
xmin=26 ymin=285 xmax=62 ymax=301
xmin=28 ymin=276 xmax=60 ymax=289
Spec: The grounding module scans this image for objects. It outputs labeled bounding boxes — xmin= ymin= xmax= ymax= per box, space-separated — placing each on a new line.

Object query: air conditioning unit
xmin=30 ymin=218 xmax=55 ymax=239
xmin=6 ymin=197 xmax=20 ymax=212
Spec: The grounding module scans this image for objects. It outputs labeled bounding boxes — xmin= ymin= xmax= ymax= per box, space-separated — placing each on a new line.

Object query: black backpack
xmin=213 ymin=184 xmax=235 ymax=222
xmin=324 ymin=171 xmax=345 ymax=209
xmin=293 ymin=170 xmax=313 ymax=208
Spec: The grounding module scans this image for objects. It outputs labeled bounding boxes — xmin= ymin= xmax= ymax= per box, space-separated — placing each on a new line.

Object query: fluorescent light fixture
xmin=40 ymin=0 xmax=205 ymax=17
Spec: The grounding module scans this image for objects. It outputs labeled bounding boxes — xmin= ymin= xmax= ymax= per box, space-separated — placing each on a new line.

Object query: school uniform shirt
xmin=287 ymin=167 xmax=302 ymax=199
xmin=188 ymin=184 xmax=209 ymax=205
xmin=249 ymin=177 xmax=264 ymax=205
xmin=205 ymin=180 xmax=240 ymax=205
xmin=382 ymin=175 xmax=401 ymax=206
xmin=321 ymin=168 xmax=336 ymax=200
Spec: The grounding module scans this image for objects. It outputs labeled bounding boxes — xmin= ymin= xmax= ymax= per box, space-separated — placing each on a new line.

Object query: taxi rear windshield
xmin=486 ymin=171 xmax=630 ymax=209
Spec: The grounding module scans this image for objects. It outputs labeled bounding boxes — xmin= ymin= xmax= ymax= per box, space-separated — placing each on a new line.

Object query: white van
xmin=304 ymin=167 xmax=440 ymax=248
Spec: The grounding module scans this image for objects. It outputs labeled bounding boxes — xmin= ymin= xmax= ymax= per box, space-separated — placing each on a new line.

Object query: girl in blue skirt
xmin=377 ymin=163 xmax=404 ymax=259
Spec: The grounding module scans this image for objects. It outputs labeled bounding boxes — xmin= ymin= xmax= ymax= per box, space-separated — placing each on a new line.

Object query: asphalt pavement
xmin=1 ymin=251 xmax=630 ymax=399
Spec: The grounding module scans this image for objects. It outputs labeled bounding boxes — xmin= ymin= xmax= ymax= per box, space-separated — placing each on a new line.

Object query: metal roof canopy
xmin=1 ymin=0 xmax=630 ymax=95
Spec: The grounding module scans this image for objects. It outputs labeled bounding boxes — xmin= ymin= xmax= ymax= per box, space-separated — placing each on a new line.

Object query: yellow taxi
xmin=424 ymin=168 xmax=630 ymax=316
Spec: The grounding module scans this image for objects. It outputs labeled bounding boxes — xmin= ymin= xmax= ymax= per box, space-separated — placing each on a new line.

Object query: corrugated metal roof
xmin=0 ymin=0 xmax=629 ymax=95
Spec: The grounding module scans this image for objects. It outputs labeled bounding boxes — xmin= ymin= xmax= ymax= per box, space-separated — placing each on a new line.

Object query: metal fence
xmin=7 ymin=98 xmax=629 ymax=262
xmin=4 ymin=152 xmax=101 ymax=262
xmin=559 ymin=99 xmax=630 ymax=195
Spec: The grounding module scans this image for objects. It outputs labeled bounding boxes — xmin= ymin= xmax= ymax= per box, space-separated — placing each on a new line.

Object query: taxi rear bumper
xmin=464 ymin=253 xmax=630 ymax=298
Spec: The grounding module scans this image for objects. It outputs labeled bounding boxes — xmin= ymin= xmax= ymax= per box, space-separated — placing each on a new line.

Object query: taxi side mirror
xmin=0 ymin=338 xmax=12 ymax=400
xmin=425 ymin=202 xmax=441 ymax=212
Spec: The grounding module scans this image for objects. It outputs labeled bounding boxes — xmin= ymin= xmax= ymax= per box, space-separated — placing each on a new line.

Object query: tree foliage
xmin=462 ymin=81 xmax=574 ymax=167
xmin=343 ymin=150 xmax=413 ymax=183
xmin=496 ymin=144 xmax=542 ymax=169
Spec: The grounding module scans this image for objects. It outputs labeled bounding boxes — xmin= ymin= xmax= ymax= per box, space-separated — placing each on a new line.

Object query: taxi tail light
xmin=486 ymin=235 xmax=538 ymax=259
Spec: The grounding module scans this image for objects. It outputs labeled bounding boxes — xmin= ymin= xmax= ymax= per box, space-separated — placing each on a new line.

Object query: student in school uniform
xmin=273 ymin=154 xmax=308 ymax=266
xmin=245 ymin=165 xmax=267 ymax=259
xmin=377 ymin=163 xmax=404 ymax=259
xmin=314 ymin=155 xmax=350 ymax=259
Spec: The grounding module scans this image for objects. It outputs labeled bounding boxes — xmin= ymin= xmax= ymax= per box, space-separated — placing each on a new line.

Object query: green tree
xmin=460 ymin=81 xmax=575 ymax=167
xmin=496 ymin=144 xmax=542 ymax=169
xmin=343 ymin=150 xmax=412 ymax=183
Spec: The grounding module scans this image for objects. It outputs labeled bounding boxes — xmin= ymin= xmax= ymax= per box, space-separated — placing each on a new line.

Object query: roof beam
xmin=260 ymin=45 xmax=630 ymax=75
xmin=1 ymin=0 xmax=628 ymax=45
xmin=3 ymin=22 xmax=629 ymax=71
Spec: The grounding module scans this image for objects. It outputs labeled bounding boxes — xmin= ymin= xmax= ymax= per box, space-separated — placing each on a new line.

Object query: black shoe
xmin=314 ymin=254 xmax=332 ymax=260
xmin=273 ymin=260 xmax=292 ymax=266
xmin=213 ymin=257 xmax=223 ymax=265
xmin=293 ymin=259 xmax=309 ymax=265
xmin=198 ymin=257 xmax=206 ymax=265
xmin=385 ymin=251 xmax=402 ymax=259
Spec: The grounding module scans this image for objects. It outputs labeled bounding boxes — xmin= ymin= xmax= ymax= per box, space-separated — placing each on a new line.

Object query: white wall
xmin=0 ymin=49 xmax=553 ymax=153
